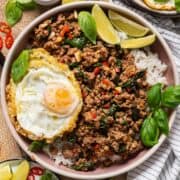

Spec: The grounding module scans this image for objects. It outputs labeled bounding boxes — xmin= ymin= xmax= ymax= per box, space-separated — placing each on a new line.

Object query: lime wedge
xmin=12 ymin=160 xmax=30 ymax=180
xmin=0 ymin=165 xmax=12 ymax=180
xmin=92 ymin=4 xmax=120 ymax=44
xmin=108 ymin=10 xmax=149 ymax=37
xmin=62 ymin=0 xmax=84 ymax=4
xmin=120 ymin=34 xmax=156 ymax=49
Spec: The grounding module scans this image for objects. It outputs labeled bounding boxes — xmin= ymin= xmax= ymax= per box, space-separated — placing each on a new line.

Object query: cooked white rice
xmin=43 ymin=143 xmax=73 ymax=166
xmin=131 ymin=48 xmax=167 ymax=85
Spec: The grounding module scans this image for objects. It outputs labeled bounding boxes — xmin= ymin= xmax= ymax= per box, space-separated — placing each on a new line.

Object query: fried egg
xmin=143 ymin=0 xmax=175 ymax=11
xmin=7 ymin=48 xmax=82 ymax=143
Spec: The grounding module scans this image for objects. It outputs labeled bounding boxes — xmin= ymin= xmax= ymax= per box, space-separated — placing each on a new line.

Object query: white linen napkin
xmin=112 ymin=1 xmax=180 ymax=180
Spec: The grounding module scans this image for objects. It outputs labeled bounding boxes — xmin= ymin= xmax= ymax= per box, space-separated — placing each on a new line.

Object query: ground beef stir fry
xmin=30 ymin=11 xmax=150 ymax=171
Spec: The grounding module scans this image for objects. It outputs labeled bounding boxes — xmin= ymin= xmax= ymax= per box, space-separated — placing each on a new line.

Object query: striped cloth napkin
xmin=112 ymin=1 xmax=180 ymax=180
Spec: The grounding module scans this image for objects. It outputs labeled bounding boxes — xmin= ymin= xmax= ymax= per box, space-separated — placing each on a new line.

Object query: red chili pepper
xmin=102 ymin=79 xmax=111 ymax=86
xmin=103 ymin=61 xmax=109 ymax=67
xmin=91 ymin=111 xmax=97 ymax=119
xmin=103 ymin=103 xmax=110 ymax=109
xmin=93 ymin=67 xmax=100 ymax=75
xmin=30 ymin=167 xmax=44 ymax=175
xmin=60 ymin=25 xmax=70 ymax=37
xmin=68 ymin=33 xmax=73 ymax=39
xmin=5 ymin=33 xmax=14 ymax=49
xmin=27 ymin=174 xmax=35 ymax=180
xmin=0 ymin=22 xmax=11 ymax=34
xmin=0 ymin=36 xmax=3 ymax=50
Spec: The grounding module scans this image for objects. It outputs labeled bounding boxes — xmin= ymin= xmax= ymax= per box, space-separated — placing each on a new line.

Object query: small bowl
xmin=0 ymin=158 xmax=59 ymax=179
xmin=1 ymin=1 xmax=179 ymax=179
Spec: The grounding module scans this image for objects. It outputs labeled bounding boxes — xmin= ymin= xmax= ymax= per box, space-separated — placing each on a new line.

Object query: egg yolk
xmin=43 ymin=84 xmax=73 ymax=115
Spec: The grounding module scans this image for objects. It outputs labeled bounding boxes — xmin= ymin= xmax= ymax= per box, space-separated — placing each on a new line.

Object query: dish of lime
xmin=0 ymin=159 xmax=58 ymax=180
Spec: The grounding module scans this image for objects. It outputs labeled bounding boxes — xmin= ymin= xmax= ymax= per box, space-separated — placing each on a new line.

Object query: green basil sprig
xmin=147 ymin=83 xmax=161 ymax=109
xmin=5 ymin=0 xmax=37 ymax=26
xmin=17 ymin=0 xmax=37 ymax=10
xmin=141 ymin=83 xmax=180 ymax=147
xmin=161 ymin=85 xmax=180 ymax=108
xmin=78 ymin=11 xmax=97 ymax=44
xmin=140 ymin=116 xmax=159 ymax=147
xmin=11 ymin=50 xmax=29 ymax=83
xmin=5 ymin=0 xmax=23 ymax=26
xmin=153 ymin=108 xmax=169 ymax=135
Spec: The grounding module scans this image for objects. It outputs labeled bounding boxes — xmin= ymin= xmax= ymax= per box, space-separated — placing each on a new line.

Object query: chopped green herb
xmin=116 ymin=58 xmax=122 ymax=68
xmin=132 ymin=107 xmax=140 ymax=121
xmin=29 ymin=140 xmax=45 ymax=152
xmin=47 ymin=26 xmax=51 ymax=35
xmin=67 ymin=133 xmax=77 ymax=143
xmin=122 ymin=70 xmax=145 ymax=88
xmin=100 ymin=117 xmax=109 ymax=135
xmin=109 ymin=104 xmax=119 ymax=116
xmin=119 ymin=144 xmax=126 ymax=153
xmin=120 ymin=119 xmax=128 ymax=125
xmin=93 ymin=62 xmax=102 ymax=67
xmin=113 ymin=75 xmax=120 ymax=85
xmin=64 ymin=36 xmax=87 ymax=49
xmin=72 ymin=162 xmax=95 ymax=171
xmin=69 ymin=62 xmax=80 ymax=70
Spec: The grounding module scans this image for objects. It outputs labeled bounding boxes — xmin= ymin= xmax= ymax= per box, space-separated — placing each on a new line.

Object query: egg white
xmin=7 ymin=48 xmax=83 ymax=142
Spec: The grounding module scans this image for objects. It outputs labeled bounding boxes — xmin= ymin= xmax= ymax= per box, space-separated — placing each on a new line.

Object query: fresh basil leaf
xmin=140 ymin=116 xmax=159 ymax=147
xmin=153 ymin=108 xmax=169 ymax=135
xmin=147 ymin=83 xmax=162 ymax=109
xmin=11 ymin=50 xmax=29 ymax=83
xmin=5 ymin=0 xmax=23 ymax=26
xmin=161 ymin=85 xmax=180 ymax=108
xmin=40 ymin=170 xmax=58 ymax=180
xmin=29 ymin=140 xmax=45 ymax=152
xmin=17 ymin=0 xmax=37 ymax=10
xmin=175 ymin=0 xmax=180 ymax=12
xmin=78 ymin=11 xmax=97 ymax=44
